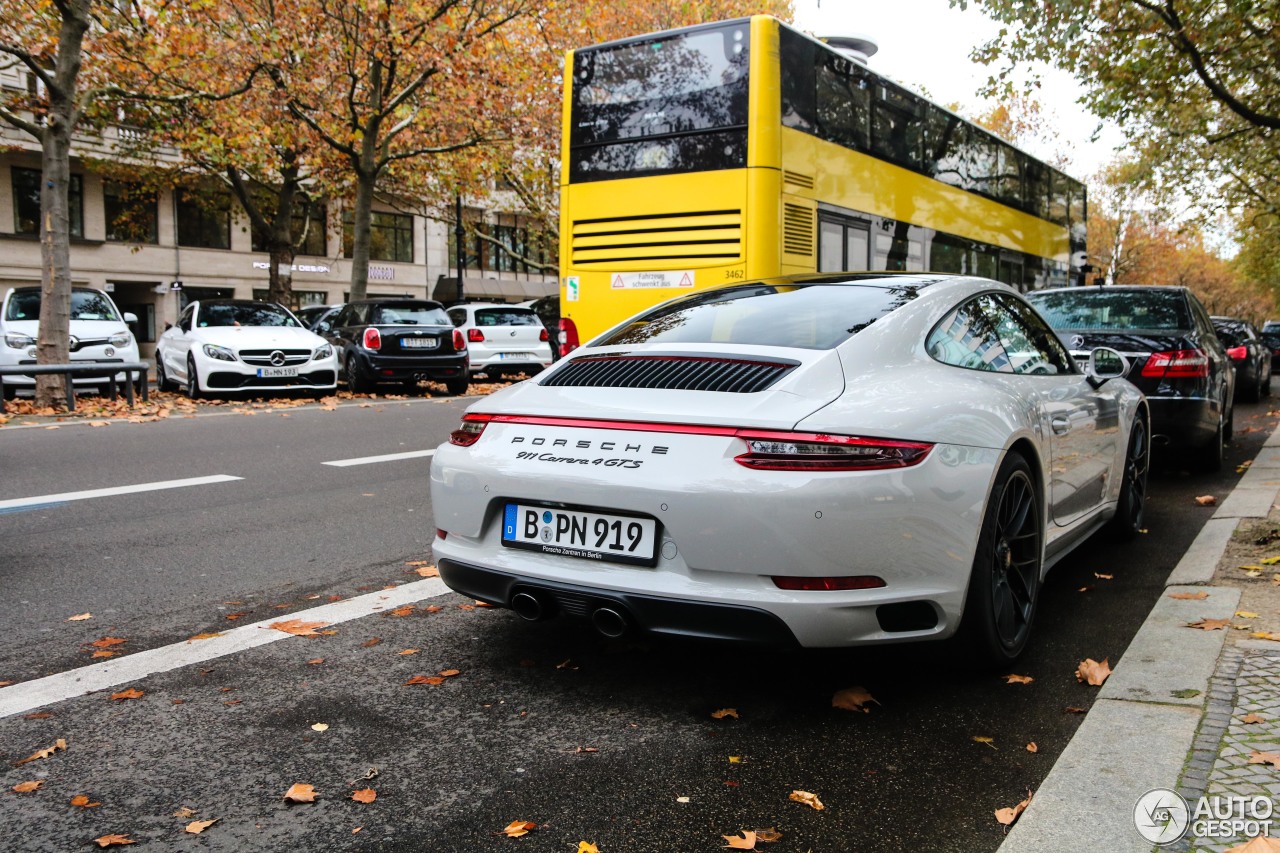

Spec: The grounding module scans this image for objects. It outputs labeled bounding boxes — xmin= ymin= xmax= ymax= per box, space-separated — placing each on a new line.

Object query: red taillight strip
xmin=1142 ymin=349 xmax=1209 ymax=378
xmin=450 ymin=413 xmax=933 ymax=470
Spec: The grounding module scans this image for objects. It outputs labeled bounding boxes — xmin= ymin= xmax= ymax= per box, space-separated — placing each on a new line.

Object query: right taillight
xmin=449 ymin=413 xmax=492 ymax=446
xmin=1142 ymin=349 xmax=1209 ymax=378
xmin=468 ymin=328 xmax=485 ymax=343
xmin=734 ymin=431 xmax=933 ymax=471
xmin=559 ymin=318 xmax=579 ymax=357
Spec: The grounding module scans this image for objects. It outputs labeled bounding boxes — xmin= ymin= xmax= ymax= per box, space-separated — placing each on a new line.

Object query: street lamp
xmin=454 ymin=195 xmax=465 ymax=305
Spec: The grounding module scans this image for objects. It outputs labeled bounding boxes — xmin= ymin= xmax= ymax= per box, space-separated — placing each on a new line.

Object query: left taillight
xmin=734 ymin=430 xmax=933 ymax=471
xmin=363 ymin=328 xmax=382 ymax=351
xmin=1226 ymin=346 xmax=1248 ymax=361
xmin=453 ymin=329 xmax=466 ymax=351
xmin=539 ymin=327 xmax=549 ymax=342
xmin=449 ymin=413 xmax=492 ymax=447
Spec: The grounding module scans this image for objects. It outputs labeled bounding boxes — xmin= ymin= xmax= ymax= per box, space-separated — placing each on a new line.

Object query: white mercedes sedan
xmin=429 ymin=274 xmax=1149 ymax=664
xmin=155 ymin=299 xmax=338 ymax=397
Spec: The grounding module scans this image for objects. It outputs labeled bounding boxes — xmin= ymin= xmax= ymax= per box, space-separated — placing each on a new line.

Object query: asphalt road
xmin=0 ymin=391 xmax=1275 ymax=852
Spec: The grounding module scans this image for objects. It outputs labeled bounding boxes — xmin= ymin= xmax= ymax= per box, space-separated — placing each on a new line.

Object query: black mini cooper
xmin=317 ymin=299 xmax=469 ymax=395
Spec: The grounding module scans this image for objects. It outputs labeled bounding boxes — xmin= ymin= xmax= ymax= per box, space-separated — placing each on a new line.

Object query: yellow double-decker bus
xmin=557 ymin=15 xmax=1087 ymax=351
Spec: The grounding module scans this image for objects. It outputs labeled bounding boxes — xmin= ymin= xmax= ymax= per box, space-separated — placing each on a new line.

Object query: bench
xmin=0 ymin=362 xmax=150 ymax=414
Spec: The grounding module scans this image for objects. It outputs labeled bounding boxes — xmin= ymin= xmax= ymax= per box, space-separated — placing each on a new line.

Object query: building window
xmin=13 ymin=166 xmax=83 ymax=237
xmin=253 ymin=288 xmax=329 ymax=307
xmin=251 ymin=201 xmax=326 ymax=256
xmin=342 ymin=210 xmax=413 ymax=263
xmin=176 ymin=189 xmax=231 ymax=249
xmin=104 ymin=182 xmax=158 ymax=244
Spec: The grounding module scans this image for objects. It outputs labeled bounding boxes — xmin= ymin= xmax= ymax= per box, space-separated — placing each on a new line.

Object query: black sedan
xmin=317 ymin=299 xmax=469 ymax=395
xmin=1028 ymin=285 xmax=1234 ymax=471
xmin=1212 ymin=316 xmax=1272 ymax=403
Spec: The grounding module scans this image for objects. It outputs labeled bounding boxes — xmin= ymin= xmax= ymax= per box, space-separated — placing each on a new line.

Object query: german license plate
xmin=502 ymin=503 xmax=658 ymax=566
xmin=402 ymin=337 xmax=438 ymax=349
xmin=498 ymin=352 xmax=534 ymax=360
xmin=256 ymin=366 xmax=298 ymax=377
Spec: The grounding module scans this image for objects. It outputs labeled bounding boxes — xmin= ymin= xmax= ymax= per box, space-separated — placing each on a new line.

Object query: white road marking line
xmin=322 ymin=449 xmax=436 ymax=467
xmin=0 ymin=474 xmax=243 ymax=511
xmin=0 ymin=577 xmax=452 ymax=720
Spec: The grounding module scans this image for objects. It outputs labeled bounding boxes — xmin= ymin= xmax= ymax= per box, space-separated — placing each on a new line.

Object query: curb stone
xmin=999 ymin=427 xmax=1280 ymax=853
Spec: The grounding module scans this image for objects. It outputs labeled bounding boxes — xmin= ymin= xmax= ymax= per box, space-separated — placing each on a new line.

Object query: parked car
xmin=446 ymin=303 xmax=554 ymax=379
xmin=431 ymin=273 xmax=1148 ymax=664
xmin=1262 ymin=321 xmax=1280 ymax=334
xmin=1211 ymin=316 xmax=1272 ymax=403
xmin=1261 ymin=330 xmax=1280 ymax=372
xmin=1027 ymin=285 xmax=1233 ymax=471
xmin=517 ymin=295 xmax=561 ymax=359
xmin=318 ymin=299 xmax=469 ymax=395
xmin=296 ymin=304 xmax=342 ymax=331
xmin=155 ymin=299 xmax=338 ymax=397
xmin=0 ymin=285 xmax=140 ymax=399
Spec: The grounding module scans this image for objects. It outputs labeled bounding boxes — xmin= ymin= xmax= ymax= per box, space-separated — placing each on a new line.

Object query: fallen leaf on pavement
xmin=1077 ymin=586 xmax=1093 ymax=593
xmin=995 ymin=789 xmax=1033 ymax=826
xmin=1187 ymin=618 xmax=1230 ymax=631
xmin=352 ymin=789 xmax=377 ymax=804
xmin=576 ymin=844 xmax=599 ymax=853
xmin=1238 ymin=611 xmax=1260 ymax=619
xmin=15 ymin=738 xmax=67 ymax=765
xmin=398 ymin=649 xmax=419 ymax=656
xmin=307 ymin=659 xmax=325 ymax=666
xmin=173 ymin=806 xmax=196 ymax=818
xmin=502 ymin=820 xmax=536 ymax=837
xmin=268 ymin=619 xmax=328 ymax=637
xmin=187 ymin=632 xmax=222 ymax=641
xmin=723 ymin=830 xmax=757 ymax=849
xmin=404 ymin=675 xmax=445 ymax=686
xmin=1252 ymin=632 xmax=1280 ymax=641
xmin=711 ymin=708 xmax=739 ymax=719
xmin=755 ymin=828 xmax=783 ymax=842
xmin=832 ymin=686 xmax=879 ymax=712
xmin=1168 ymin=592 xmax=1209 ymax=600
xmin=1248 ymin=751 xmax=1280 ymax=769
xmin=789 ymin=790 xmax=824 ymax=810
xmin=311 ymin=723 xmax=328 ymax=732
xmin=1242 ymin=714 xmax=1267 ymax=724
xmin=413 ymin=566 xmax=439 ymax=577
xmin=439 ymin=669 xmax=460 ymax=677
xmin=12 ymin=780 xmax=43 ymax=793
xmin=361 ymin=637 xmax=383 ymax=647
xmin=1026 ymin=742 xmax=1038 ymax=753
xmin=973 ymin=736 xmax=997 ymax=749
xmin=1075 ymin=658 xmax=1112 ymax=686
xmin=1094 ymin=573 xmax=1113 ymax=580
xmin=387 ymin=605 xmax=415 ymax=617
xmin=71 ymin=794 xmax=101 ymax=807
xmin=23 ymin=712 xmax=52 ymax=720
xmin=1003 ymin=674 xmax=1034 ymax=685
xmin=93 ymin=835 xmax=136 ymax=848
xmin=224 ymin=612 xmax=248 ymax=621
xmin=91 ymin=650 xmax=117 ymax=658
xmin=283 ymin=783 xmax=318 ymax=803
xmin=110 ymin=688 xmax=144 ymax=701
xmin=185 ymin=819 xmax=218 ymax=834
xmin=1195 ymin=495 xmax=1217 ymax=506
xmin=90 ymin=637 xmax=126 ymax=649
xmin=67 ymin=613 xmax=92 ymax=621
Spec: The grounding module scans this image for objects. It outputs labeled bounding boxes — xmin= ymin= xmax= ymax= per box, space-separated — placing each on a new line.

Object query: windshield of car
xmin=199 ymin=302 xmax=298 ymax=328
xmin=371 ymin=304 xmax=449 ymax=325
xmin=1027 ymin=290 xmax=1191 ymax=331
xmin=5 ymin=288 xmax=122 ymax=322
xmin=474 ymin=308 xmax=541 ymax=327
xmin=595 ymin=283 xmax=919 ymax=350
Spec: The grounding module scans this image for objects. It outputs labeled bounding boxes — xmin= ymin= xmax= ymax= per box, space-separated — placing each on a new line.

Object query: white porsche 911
xmin=155 ymin=299 xmax=338 ymax=397
xmin=429 ymin=274 xmax=1149 ymax=664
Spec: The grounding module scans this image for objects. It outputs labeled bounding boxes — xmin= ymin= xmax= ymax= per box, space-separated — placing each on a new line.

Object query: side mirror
xmin=1086 ymin=347 xmax=1129 ymax=389
xmin=316 ymin=321 xmax=332 ymax=333
xmin=164 ymin=321 xmax=173 ymax=331
xmin=123 ymin=312 xmax=138 ymax=325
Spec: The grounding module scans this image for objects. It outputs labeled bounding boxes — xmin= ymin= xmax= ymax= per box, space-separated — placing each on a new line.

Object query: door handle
xmin=1051 ymin=417 xmax=1071 ymax=435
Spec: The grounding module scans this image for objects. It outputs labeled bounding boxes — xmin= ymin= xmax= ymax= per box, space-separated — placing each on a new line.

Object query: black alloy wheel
xmin=964 ymin=452 xmax=1042 ymax=666
xmin=346 ymin=355 xmax=373 ymax=394
xmin=1106 ymin=415 xmax=1150 ymax=540
xmin=155 ymin=357 xmax=174 ymax=392
xmin=1196 ymin=403 xmax=1226 ymax=472
xmin=445 ymin=377 xmax=469 ymax=396
xmin=185 ymin=356 xmax=202 ymax=399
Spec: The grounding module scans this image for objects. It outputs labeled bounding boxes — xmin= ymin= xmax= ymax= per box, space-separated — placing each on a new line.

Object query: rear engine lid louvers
xmin=541 ymin=353 xmax=798 ymax=393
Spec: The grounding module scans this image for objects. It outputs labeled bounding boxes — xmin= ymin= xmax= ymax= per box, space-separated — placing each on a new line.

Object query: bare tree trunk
xmin=347 ymin=164 xmax=376 ymax=302
xmin=33 ymin=0 xmax=92 ymax=409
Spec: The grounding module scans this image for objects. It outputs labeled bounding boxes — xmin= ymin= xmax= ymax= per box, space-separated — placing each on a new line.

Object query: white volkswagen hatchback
xmin=430 ymin=274 xmax=1150 ymax=664
xmin=446 ymin=303 xmax=554 ymax=378
xmin=0 ymin=286 xmax=140 ymax=398
xmin=155 ymin=299 xmax=337 ymax=397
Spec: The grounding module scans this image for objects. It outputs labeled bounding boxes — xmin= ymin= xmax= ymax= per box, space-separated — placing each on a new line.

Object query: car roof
xmin=1030 ymin=284 xmax=1192 ymax=296
xmin=349 ymin=299 xmax=444 ymax=308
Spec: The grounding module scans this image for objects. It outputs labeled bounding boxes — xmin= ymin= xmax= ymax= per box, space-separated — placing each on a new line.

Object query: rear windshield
xmin=5 ymin=288 xmax=121 ymax=322
xmin=474 ymin=308 xmax=540 ymax=327
xmin=595 ymin=283 xmax=919 ymax=350
xmin=199 ymin=302 xmax=298 ymax=328
xmin=1213 ymin=325 xmax=1244 ymax=347
xmin=371 ymin=304 xmax=449 ymax=325
xmin=1028 ymin=290 xmax=1191 ymax=332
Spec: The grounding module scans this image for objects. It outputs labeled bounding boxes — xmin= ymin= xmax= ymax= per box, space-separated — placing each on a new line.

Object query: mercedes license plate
xmin=402 ymin=337 xmax=438 ymax=349
xmin=256 ymin=366 xmax=298 ymax=377
xmin=502 ymin=503 xmax=658 ymax=566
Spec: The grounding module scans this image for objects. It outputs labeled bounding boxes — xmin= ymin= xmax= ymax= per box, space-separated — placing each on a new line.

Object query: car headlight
xmin=202 ymin=343 xmax=237 ymax=362
xmin=109 ymin=331 xmax=133 ymax=348
xmin=313 ymin=343 xmax=334 ymax=360
xmin=4 ymin=332 xmax=35 ymax=349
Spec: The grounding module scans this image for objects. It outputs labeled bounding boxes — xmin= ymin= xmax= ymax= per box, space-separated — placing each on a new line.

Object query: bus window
xmin=816 ymin=57 xmax=870 ymax=151
xmin=871 ymin=84 xmax=924 ymax=171
xmin=996 ymin=144 xmax=1025 ymax=210
xmin=925 ymin=107 xmax=969 ymax=189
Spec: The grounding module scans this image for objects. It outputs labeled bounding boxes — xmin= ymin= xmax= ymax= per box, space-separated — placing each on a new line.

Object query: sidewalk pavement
xmin=1000 ymin=427 xmax=1280 ymax=853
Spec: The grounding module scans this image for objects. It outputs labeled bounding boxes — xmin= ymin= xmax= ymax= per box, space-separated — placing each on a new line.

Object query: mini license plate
xmin=256 ymin=366 xmax=298 ymax=377
xmin=401 ymin=337 xmax=438 ymax=349
xmin=498 ymin=352 xmax=534 ymax=360
xmin=502 ymin=503 xmax=658 ymax=566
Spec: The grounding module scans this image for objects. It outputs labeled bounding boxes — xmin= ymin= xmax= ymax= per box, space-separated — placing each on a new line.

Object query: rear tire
xmin=445 ymin=377 xmax=469 ymax=396
xmin=155 ymin=357 xmax=175 ymax=392
xmin=346 ymin=355 xmax=373 ymax=394
xmin=1106 ymin=414 xmax=1150 ymax=541
xmin=185 ymin=356 xmax=202 ymax=400
xmin=961 ymin=451 xmax=1042 ymax=667
xmin=1194 ymin=408 xmax=1225 ymax=473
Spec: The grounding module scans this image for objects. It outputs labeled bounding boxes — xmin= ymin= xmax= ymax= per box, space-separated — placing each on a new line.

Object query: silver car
xmin=430 ymin=274 xmax=1148 ymax=664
